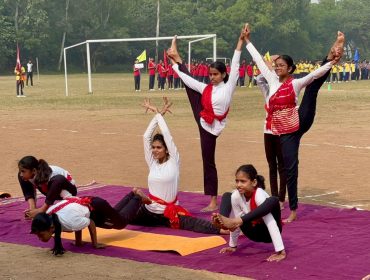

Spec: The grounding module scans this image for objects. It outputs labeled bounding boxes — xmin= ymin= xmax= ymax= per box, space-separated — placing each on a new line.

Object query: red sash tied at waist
xmin=149 ymin=194 xmax=192 ymax=229
xmin=49 ymin=196 xmax=93 ymax=214
xmin=200 ymin=84 xmax=229 ymax=125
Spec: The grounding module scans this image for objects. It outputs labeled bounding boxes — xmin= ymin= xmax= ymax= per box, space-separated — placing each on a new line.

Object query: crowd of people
xmin=13 ymin=23 xmax=347 ymax=263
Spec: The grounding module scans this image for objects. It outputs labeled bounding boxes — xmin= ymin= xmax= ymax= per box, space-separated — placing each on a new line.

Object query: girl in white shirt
xmin=213 ymin=164 xmax=286 ymax=262
xmin=166 ymin=30 xmax=246 ymax=212
xmin=18 ymin=155 xmax=77 ymax=219
xmin=131 ymin=99 xmax=225 ymax=234
xmin=243 ymin=24 xmax=344 ymax=222
xmin=30 ymin=188 xmax=150 ymax=255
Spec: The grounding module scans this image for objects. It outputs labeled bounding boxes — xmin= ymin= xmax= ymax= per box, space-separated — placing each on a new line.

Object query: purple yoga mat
xmin=1 ymin=184 xmax=369 ymax=280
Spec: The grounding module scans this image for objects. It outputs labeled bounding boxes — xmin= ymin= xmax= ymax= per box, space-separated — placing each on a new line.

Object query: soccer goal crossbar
xmin=63 ymin=34 xmax=217 ymax=96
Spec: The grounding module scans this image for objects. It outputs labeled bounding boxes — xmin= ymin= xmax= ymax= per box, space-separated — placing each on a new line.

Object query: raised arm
xmin=156 ymin=113 xmax=179 ymax=164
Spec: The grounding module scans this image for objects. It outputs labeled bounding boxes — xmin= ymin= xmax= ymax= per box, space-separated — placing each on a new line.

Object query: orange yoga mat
xmin=62 ymin=228 xmax=226 ymax=256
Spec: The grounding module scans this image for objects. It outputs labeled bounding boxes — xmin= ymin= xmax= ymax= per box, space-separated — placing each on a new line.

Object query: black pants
xmin=134 ymin=75 xmax=140 ymax=90
xmin=239 ymin=77 xmax=245 ymax=86
xmin=131 ymin=205 xmax=219 ymax=234
xmin=220 ymin=192 xmax=282 ymax=243
xmin=16 ymin=80 xmax=24 ymax=95
xmin=149 ymin=74 xmax=155 ymax=89
xmin=27 ymin=72 xmax=33 ymax=86
xmin=167 ymin=75 xmax=173 ymax=89
xmin=179 ymin=62 xmax=218 ymax=196
xmin=280 ymin=58 xmax=331 ymax=210
xmin=264 ymin=133 xmax=286 ymax=202
xmin=174 ymin=77 xmax=180 ymax=89
xmin=89 ymin=192 xmax=142 ymax=229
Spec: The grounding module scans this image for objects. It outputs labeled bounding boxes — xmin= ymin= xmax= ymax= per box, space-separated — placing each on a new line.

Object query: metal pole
xmin=188 ymin=42 xmax=191 ymax=72
xmin=155 ymin=0 xmax=160 ymax=62
xmin=63 ymin=48 xmax=68 ymax=96
xmin=86 ymin=42 xmax=93 ymax=94
xmin=213 ymin=35 xmax=217 ymax=62
xmin=36 ymin=57 xmax=40 ymax=81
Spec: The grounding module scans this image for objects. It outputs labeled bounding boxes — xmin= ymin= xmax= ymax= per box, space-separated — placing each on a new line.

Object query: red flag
xmin=163 ymin=49 xmax=168 ymax=69
xmin=16 ymin=44 xmax=22 ymax=72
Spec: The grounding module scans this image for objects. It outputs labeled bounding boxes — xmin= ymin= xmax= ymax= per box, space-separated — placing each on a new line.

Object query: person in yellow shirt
xmin=14 ymin=66 xmax=26 ymax=97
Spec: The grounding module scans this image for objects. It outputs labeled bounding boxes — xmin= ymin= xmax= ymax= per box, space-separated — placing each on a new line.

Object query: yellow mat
xmin=62 ymin=228 xmax=226 ymax=256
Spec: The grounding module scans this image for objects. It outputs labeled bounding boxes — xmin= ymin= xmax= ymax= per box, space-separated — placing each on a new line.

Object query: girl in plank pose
xmin=243 ymin=24 xmax=344 ymax=222
xmin=131 ymin=98 xmax=226 ymax=234
xmin=166 ymin=28 xmax=246 ymax=212
xmin=213 ymin=164 xmax=285 ymax=262
xmin=30 ymin=188 xmax=150 ymax=255
xmin=18 ymin=156 xmax=77 ymax=219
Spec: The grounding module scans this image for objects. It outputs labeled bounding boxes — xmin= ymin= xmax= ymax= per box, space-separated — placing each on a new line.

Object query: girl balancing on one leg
xmin=243 ymin=23 xmax=344 ymax=222
xmin=18 ymin=156 xmax=77 ymax=219
xmin=30 ymin=188 xmax=151 ymax=255
xmin=166 ymin=28 xmax=246 ymax=212
xmin=213 ymin=164 xmax=286 ymax=262
xmin=130 ymin=98 xmax=226 ymax=234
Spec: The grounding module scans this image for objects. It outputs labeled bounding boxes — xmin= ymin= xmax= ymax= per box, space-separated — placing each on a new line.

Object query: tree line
xmin=0 ymin=0 xmax=369 ymax=74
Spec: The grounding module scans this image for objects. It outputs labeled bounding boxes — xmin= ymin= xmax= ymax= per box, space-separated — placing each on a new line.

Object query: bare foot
xmin=211 ymin=213 xmax=227 ymax=229
xmin=167 ymin=35 xmax=182 ymax=64
xmin=282 ymin=210 xmax=297 ymax=224
xmin=200 ymin=205 xmax=218 ymax=212
xmin=133 ymin=188 xmax=152 ymax=204
xmin=217 ymin=214 xmax=242 ymax=232
xmin=328 ymin=31 xmax=345 ymax=63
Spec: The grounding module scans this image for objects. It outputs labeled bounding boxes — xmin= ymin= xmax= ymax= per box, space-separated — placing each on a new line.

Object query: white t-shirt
xmin=27 ymin=62 xmax=33 ymax=73
xmin=229 ymin=188 xmax=284 ymax=252
xmin=143 ymin=114 xmax=180 ymax=214
xmin=172 ymin=50 xmax=241 ymax=136
xmin=47 ymin=199 xmax=90 ymax=232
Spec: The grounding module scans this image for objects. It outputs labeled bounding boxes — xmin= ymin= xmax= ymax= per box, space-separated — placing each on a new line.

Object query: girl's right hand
xmin=219 ymin=247 xmax=237 ymax=254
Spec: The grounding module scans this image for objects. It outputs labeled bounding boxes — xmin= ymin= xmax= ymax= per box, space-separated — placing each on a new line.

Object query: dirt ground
xmin=1 ymin=75 xmax=370 ymax=279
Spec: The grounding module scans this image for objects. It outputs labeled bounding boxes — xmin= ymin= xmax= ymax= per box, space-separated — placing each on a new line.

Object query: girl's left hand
xmin=266 ymin=250 xmax=286 ymax=262
xmin=219 ymin=247 xmax=237 ymax=254
xmin=93 ymin=243 xmax=106 ymax=249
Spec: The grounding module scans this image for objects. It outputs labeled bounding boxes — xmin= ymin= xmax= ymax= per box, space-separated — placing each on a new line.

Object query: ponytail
xmin=35 ymin=159 xmax=52 ymax=185
xmin=51 ymin=213 xmax=64 ymax=255
xmin=236 ymin=164 xmax=265 ymax=189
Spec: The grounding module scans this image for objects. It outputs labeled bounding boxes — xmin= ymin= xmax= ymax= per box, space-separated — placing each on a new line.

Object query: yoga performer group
xmin=19 ymin=23 xmax=344 ymax=262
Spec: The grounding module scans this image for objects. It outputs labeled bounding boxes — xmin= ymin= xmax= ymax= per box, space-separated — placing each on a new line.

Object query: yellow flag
xmin=264 ymin=51 xmax=271 ymax=62
xmin=136 ymin=50 xmax=147 ymax=62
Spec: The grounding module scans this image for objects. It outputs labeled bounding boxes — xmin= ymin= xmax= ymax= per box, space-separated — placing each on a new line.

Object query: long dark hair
xmin=31 ymin=212 xmax=65 ymax=255
xmin=18 ymin=156 xmax=52 ymax=185
xmin=209 ymin=61 xmax=229 ymax=83
xmin=236 ymin=164 xmax=265 ymax=189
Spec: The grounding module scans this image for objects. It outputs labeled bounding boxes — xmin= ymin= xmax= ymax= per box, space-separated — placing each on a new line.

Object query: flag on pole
xmin=163 ymin=49 xmax=168 ymax=69
xmin=264 ymin=51 xmax=271 ymax=62
xmin=136 ymin=50 xmax=147 ymax=62
xmin=16 ymin=43 xmax=22 ymax=71
xmin=353 ymin=48 xmax=360 ymax=63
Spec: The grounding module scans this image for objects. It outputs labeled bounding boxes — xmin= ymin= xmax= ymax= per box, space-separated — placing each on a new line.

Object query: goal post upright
xmin=64 ymin=34 xmax=216 ymax=96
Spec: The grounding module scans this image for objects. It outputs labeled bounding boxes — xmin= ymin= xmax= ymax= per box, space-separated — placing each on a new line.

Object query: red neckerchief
xmin=48 ymin=196 xmax=93 ymax=214
xmin=200 ymin=84 xmax=229 ymax=125
xmin=149 ymin=193 xmax=192 ymax=229
xmin=247 ymin=190 xmax=263 ymax=226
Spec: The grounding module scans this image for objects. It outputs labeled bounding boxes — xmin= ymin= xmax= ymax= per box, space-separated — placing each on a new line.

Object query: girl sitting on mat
xmin=30 ymin=188 xmax=151 ymax=255
xmin=18 ymin=155 xmax=77 ymax=219
xmin=213 ymin=164 xmax=286 ymax=262
xmin=131 ymin=97 xmax=227 ymax=235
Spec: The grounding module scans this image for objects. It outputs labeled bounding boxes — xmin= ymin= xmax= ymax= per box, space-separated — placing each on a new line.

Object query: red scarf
xmin=48 ymin=196 xmax=93 ymax=214
xmin=149 ymin=194 xmax=192 ymax=229
xmin=200 ymin=84 xmax=229 ymax=125
xmin=248 ymin=190 xmax=263 ymax=226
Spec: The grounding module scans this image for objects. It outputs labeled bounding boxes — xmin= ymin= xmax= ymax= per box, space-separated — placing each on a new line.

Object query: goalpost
xmin=63 ymin=34 xmax=217 ymax=96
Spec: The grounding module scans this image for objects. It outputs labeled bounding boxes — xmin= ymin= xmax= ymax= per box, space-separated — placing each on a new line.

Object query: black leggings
xmin=131 ymin=205 xmax=220 ymax=234
xmin=220 ymin=192 xmax=282 ymax=243
xmin=178 ymin=62 xmax=219 ymax=196
xmin=89 ymin=192 xmax=142 ymax=230
xmin=280 ymin=58 xmax=331 ymax=210
xmin=264 ymin=133 xmax=286 ymax=202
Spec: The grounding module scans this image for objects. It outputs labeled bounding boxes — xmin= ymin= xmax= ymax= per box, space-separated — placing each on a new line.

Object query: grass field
xmin=1 ymin=73 xmax=370 ymax=280
xmin=1 ymin=73 xmax=370 ymax=210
